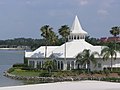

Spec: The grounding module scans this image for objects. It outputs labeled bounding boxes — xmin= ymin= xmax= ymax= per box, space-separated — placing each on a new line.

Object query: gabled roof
xmin=71 ymin=16 xmax=87 ymax=35
xmin=25 ymin=46 xmax=58 ymax=58
xmin=52 ymin=40 xmax=94 ymax=58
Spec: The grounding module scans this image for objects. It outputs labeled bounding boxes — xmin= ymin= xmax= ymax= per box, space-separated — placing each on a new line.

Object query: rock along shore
xmin=4 ymin=71 xmax=120 ymax=83
xmin=4 ymin=71 xmax=90 ymax=83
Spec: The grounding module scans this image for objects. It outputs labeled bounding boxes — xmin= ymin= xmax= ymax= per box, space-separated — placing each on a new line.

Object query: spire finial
xmin=68 ymin=16 xmax=88 ymax=41
xmin=71 ymin=15 xmax=87 ymax=35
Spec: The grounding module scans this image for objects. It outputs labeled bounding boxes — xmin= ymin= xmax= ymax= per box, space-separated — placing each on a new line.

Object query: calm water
xmin=0 ymin=50 xmax=25 ymax=87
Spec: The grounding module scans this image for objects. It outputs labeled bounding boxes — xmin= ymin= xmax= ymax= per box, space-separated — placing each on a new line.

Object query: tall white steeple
xmin=68 ymin=16 xmax=88 ymax=41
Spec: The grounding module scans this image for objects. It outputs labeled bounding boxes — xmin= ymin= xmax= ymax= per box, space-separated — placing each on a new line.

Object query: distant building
xmin=25 ymin=16 xmax=120 ymax=71
xmin=100 ymin=37 xmax=120 ymax=43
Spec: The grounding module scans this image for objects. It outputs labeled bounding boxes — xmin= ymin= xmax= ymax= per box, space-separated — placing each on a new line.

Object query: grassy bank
xmin=5 ymin=65 xmax=120 ymax=83
xmin=10 ymin=69 xmax=40 ymax=77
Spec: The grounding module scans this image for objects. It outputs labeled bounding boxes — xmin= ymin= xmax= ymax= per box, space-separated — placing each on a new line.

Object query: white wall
xmin=90 ymin=58 xmax=120 ymax=71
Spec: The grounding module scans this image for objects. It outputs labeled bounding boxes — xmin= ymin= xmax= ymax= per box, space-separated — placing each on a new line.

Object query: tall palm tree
xmin=49 ymin=30 xmax=59 ymax=45
xmin=110 ymin=26 xmax=120 ymax=50
xmin=40 ymin=25 xmax=53 ymax=60
xmin=101 ymin=43 xmax=117 ymax=71
xmin=76 ymin=53 xmax=84 ymax=69
xmin=76 ymin=49 xmax=99 ymax=72
xmin=58 ymin=25 xmax=70 ymax=70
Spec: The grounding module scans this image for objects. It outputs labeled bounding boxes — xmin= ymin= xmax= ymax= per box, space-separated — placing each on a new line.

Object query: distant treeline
xmin=0 ymin=37 xmax=119 ymax=50
xmin=0 ymin=38 xmax=64 ymax=50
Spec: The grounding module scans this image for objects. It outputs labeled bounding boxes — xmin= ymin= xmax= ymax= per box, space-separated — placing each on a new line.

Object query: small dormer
xmin=68 ymin=16 xmax=88 ymax=41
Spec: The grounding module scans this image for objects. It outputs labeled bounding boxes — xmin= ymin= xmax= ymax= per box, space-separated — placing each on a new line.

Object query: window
xmin=29 ymin=61 xmax=34 ymax=68
xmin=61 ymin=61 xmax=63 ymax=70
xmin=58 ymin=61 xmax=60 ymax=70
xmin=98 ymin=63 xmax=101 ymax=68
xmin=71 ymin=61 xmax=74 ymax=69
xmin=37 ymin=61 xmax=41 ymax=69
xmin=67 ymin=61 xmax=70 ymax=70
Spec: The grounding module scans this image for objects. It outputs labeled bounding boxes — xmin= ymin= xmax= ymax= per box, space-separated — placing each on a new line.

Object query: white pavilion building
xmin=25 ymin=16 xmax=120 ymax=71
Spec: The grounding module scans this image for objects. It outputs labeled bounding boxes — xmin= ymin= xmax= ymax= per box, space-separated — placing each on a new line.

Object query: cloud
xmin=48 ymin=10 xmax=73 ymax=17
xmin=79 ymin=0 xmax=88 ymax=6
xmin=97 ymin=9 xmax=109 ymax=16
xmin=26 ymin=1 xmax=31 ymax=5
xmin=97 ymin=0 xmax=116 ymax=17
xmin=101 ymin=0 xmax=115 ymax=8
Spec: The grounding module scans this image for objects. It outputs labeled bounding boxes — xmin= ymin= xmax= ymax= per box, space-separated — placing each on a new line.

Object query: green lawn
xmin=10 ymin=69 xmax=40 ymax=77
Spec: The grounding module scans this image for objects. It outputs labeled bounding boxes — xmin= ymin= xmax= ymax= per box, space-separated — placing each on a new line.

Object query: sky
xmin=0 ymin=0 xmax=120 ymax=40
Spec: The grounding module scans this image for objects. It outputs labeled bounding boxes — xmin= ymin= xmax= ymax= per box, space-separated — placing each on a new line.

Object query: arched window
xmin=58 ymin=61 xmax=60 ymax=70
xmin=74 ymin=35 xmax=76 ymax=40
xmin=69 ymin=36 xmax=71 ymax=40
xmin=77 ymin=36 xmax=79 ymax=40
xmin=37 ymin=61 xmax=41 ymax=69
xmin=29 ymin=61 xmax=34 ymax=68
xmin=71 ymin=61 xmax=74 ymax=70
xmin=67 ymin=61 xmax=70 ymax=70
xmin=61 ymin=61 xmax=63 ymax=70
xmin=53 ymin=60 xmax=57 ymax=70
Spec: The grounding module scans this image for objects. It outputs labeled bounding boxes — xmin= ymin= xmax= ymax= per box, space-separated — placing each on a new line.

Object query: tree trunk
xmin=45 ymin=42 xmax=47 ymax=61
xmin=64 ymin=38 xmax=67 ymax=70
xmin=87 ymin=61 xmax=90 ymax=73
xmin=114 ymin=36 xmax=116 ymax=50
xmin=111 ymin=56 xmax=113 ymax=71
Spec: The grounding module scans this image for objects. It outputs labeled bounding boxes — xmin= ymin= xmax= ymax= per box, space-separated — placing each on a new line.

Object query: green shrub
xmin=21 ymin=67 xmax=36 ymax=71
xmin=90 ymin=70 xmax=104 ymax=74
xmin=7 ymin=68 xmax=15 ymax=73
xmin=104 ymin=69 xmax=110 ymax=76
xmin=39 ymin=70 xmax=52 ymax=77
xmin=72 ymin=69 xmax=88 ymax=74
xmin=13 ymin=63 xmax=27 ymax=68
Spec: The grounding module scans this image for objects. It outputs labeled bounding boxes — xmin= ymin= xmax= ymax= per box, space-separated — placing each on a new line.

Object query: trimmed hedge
xmin=39 ymin=70 xmax=52 ymax=77
xmin=13 ymin=63 xmax=27 ymax=67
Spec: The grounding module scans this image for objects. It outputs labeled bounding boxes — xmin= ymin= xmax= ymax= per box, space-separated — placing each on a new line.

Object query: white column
xmin=63 ymin=60 xmax=67 ymax=70
xmin=74 ymin=61 xmax=76 ymax=69
xmin=28 ymin=60 xmax=30 ymax=66
xmin=60 ymin=61 xmax=61 ymax=70
xmin=68 ymin=36 xmax=69 ymax=41
xmin=34 ymin=61 xmax=37 ymax=68
xmin=57 ymin=61 xmax=59 ymax=69
xmin=41 ymin=61 xmax=44 ymax=68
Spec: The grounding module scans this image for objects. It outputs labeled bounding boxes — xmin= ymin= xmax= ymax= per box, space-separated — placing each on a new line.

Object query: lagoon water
xmin=0 ymin=50 xmax=25 ymax=87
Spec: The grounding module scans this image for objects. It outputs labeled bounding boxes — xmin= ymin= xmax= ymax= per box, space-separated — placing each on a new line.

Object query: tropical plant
xmin=76 ymin=49 xmax=99 ymax=73
xmin=58 ymin=25 xmax=70 ymax=70
xmin=43 ymin=60 xmax=54 ymax=73
xmin=40 ymin=25 xmax=53 ymax=60
xmin=110 ymin=26 xmax=120 ymax=50
xmin=49 ymin=30 xmax=59 ymax=45
xmin=101 ymin=43 xmax=117 ymax=71
xmin=76 ymin=53 xmax=84 ymax=69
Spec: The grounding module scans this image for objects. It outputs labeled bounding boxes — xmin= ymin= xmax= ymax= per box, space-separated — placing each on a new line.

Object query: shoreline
xmin=4 ymin=71 xmax=120 ymax=83
xmin=0 ymin=48 xmax=24 ymax=50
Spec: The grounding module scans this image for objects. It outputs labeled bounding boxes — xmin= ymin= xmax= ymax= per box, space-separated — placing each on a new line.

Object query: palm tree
xmin=101 ymin=43 xmax=117 ymax=71
xmin=43 ymin=60 xmax=54 ymax=73
xmin=76 ymin=53 xmax=84 ymax=69
xmin=76 ymin=49 xmax=99 ymax=73
xmin=40 ymin=25 xmax=53 ymax=60
xmin=110 ymin=26 xmax=120 ymax=50
xmin=58 ymin=25 xmax=70 ymax=70
xmin=49 ymin=30 xmax=59 ymax=45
